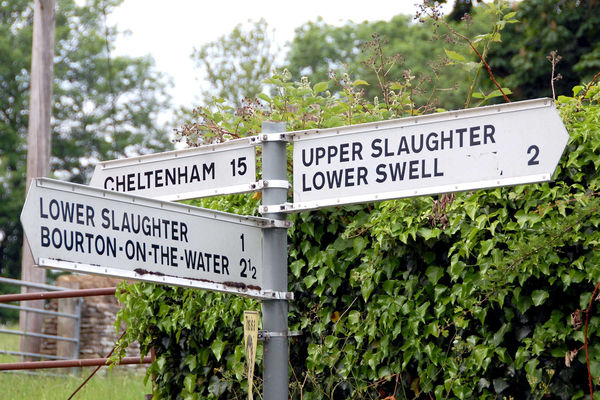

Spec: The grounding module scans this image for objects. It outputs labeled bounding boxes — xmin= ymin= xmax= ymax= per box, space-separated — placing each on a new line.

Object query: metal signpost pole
xmin=260 ymin=122 xmax=289 ymax=400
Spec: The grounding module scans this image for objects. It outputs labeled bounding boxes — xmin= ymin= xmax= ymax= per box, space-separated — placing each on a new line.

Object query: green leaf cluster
xmin=191 ymin=19 xmax=275 ymax=109
xmin=487 ymin=0 xmax=600 ymax=101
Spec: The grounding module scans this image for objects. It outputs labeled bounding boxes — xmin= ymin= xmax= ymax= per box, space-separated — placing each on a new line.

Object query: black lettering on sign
xmin=375 ymin=158 xmax=444 ymax=183
xmin=527 ymin=145 xmax=540 ymax=166
xmin=39 ymin=198 xmax=95 ymax=227
xmin=483 ymin=125 xmax=496 ymax=144
xmin=180 ymin=223 xmax=189 ymax=243
xmin=102 ymin=210 xmax=188 ymax=242
xmin=301 ymin=167 xmax=369 ymax=192
xmin=456 ymin=128 xmax=467 ymax=147
xmin=222 ymin=256 xmax=230 ymax=275
xmin=40 ymin=226 xmax=116 ymax=256
xmin=150 ymin=244 xmax=178 ymax=267
xmin=230 ymin=158 xmax=247 ymax=177
xmin=116 ymin=175 xmax=126 ymax=191
xmin=101 ymin=208 xmax=110 ymax=229
xmin=409 ymin=160 xmax=419 ymax=180
xmin=127 ymin=173 xmax=135 ymax=191
xmin=183 ymin=250 xmax=229 ymax=275
xmin=398 ymin=136 xmax=409 ymax=155
xmin=302 ymin=142 xmax=363 ymax=167
xmin=204 ymin=162 xmax=215 ymax=179
xmin=155 ymin=169 xmax=164 ymax=188
xmin=371 ymin=138 xmax=383 ymax=158
xmin=441 ymin=130 xmax=453 ymax=150
xmin=470 ymin=126 xmax=481 ymax=146
xmin=426 ymin=132 xmax=439 ymax=151
xmin=245 ymin=317 xmax=256 ymax=331
xmin=240 ymin=258 xmax=256 ymax=279
xmin=105 ymin=163 xmax=218 ymax=193
xmin=125 ymin=240 xmax=146 ymax=262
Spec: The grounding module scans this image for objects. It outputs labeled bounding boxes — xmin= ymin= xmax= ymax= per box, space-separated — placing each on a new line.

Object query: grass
xmin=0 ymin=322 xmax=20 ymax=364
xmin=0 ymin=322 xmax=152 ymax=399
xmin=0 ymin=369 xmax=152 ymax=400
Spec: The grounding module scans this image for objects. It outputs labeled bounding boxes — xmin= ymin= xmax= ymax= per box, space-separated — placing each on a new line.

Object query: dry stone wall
xmin=40 ymin=274 xmax=140 ymax=360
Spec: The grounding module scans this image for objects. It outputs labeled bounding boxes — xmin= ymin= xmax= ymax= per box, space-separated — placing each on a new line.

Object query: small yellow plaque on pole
xmin=243 ymin=310 xmax=259 ymax=400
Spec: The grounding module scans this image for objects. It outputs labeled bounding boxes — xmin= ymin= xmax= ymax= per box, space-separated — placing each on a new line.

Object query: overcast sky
xmin=107 ymin=1 xmax=451 ymax=118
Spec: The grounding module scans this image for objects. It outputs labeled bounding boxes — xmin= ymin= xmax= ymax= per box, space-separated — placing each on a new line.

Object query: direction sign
xmin=89 ymin=137 xmax=258 ymax=201
xmin=281 ymin=98 xmax=569 ymax=212
xmin=21 ymin=178 xmax=289 ymax=300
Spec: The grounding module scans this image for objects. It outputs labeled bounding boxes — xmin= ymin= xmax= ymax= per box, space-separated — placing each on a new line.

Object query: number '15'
xmin=230 ymin=157 xmax=247 ymax=176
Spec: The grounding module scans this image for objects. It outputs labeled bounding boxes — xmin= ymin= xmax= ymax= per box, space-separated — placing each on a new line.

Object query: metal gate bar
xmin=0 ymin=287 xmax=117 ymax=302
xmin=0 ymin=276 xmax=69 ymax=292
xmin=0 ymin=277 xmax=88 ymax=365
xmin=0 ymin=303 xmax=78 ymax=318
xmin=0 ymin=356 xmax=153 ymax=370
xmin=0 ymin=328 xmax=78 ymax=343
xmin=0 ymin=350 xmax=70 ymax=360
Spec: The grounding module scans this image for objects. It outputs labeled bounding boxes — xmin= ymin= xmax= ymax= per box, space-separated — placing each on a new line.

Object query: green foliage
xmin=432 ymin=0 xmax=518 ymax=107
xmin=117 ymin=65 xmax=600 ymax=399
xmin=191 ymin=19 xmax=275 ymax=109
xmin=0 ymin=0 xmax=172 ymax=282
xmin=0 ymin=0 xmax=35 ymax=282
xmin=115 ymin=3 xmax=600 ymax=398
xmin=286 ymin=9 xmax=500 ymax=112
xmin=52 ymin=0 xmax=173 ymax=183
xmin=487 ymin=0 xmax=600 ymax=100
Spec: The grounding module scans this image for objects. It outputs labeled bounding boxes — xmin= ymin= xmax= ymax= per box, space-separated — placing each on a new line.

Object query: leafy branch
xmin=580 ymin=70 xmax=600 ymax=101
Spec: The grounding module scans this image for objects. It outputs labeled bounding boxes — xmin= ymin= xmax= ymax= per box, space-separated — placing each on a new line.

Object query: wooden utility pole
xmin=20 ymin=0 xmax=56 ymax=358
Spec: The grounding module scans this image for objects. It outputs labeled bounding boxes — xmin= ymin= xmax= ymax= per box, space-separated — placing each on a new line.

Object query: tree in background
xmin=52 ymin=0 xmax=172 ymax=183
xmin=286 ymin=0 xmax=600 ymax=108
xmin=285 ymin=12 xmax=497 ymax=111
xmin=487 ymin=0 xmax=600 ymax=100
xmin=0 ymin=0 xmax=32 ymax=284
xmin=286 ymin=17 xmax=369 ymax=85
xmin=0 ymin=0 xmax=172 ymax=282
xmin=191 ymin=19 xmax=276 ymax=108
xmin=436 ymin=0 xmax=485 ymax=22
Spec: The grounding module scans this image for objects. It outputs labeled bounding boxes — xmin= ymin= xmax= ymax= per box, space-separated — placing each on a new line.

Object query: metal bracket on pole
xmin=257 ymin=132 xmax=293 ymax=143
xmin=262 ymin=290 xmax=294 ymax=301
xmin=258 ymin=330 xmax=301 ymax=342
xmin=258 ymin=203 xmax=295 ymax=214
xmin=260 ymin=219 xmax=293 ymax=229
xmin=248 ymin=135 xmax=262 ymax=145
xmin=255 ymin=180 xmax=290 ymax=190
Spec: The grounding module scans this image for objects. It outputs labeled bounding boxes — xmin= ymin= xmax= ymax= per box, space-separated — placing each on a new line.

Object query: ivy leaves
xmin=115 ymin=74 xmax=600 ymax=399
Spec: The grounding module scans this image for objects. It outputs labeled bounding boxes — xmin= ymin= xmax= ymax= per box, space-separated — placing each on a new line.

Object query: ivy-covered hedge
xmin=114 ymin=61 xmax=600 ymax=399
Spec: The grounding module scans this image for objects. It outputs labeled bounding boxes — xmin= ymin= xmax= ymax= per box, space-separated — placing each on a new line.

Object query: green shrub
xmin=113 ymin=22 xmax=600 ymax=398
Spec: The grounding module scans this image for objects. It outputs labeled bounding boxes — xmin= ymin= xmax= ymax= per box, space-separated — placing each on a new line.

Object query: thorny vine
xmin=415 ymin=3 xmax=511 ymax=105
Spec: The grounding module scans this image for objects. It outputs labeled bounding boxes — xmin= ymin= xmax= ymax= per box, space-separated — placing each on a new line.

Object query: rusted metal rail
xmin=0 ymin=284 xmax=142 ymax=373
xmin=0 ymin=356 xmax=153 ymax=370
xmin=0 ymin=287 xmax=117 ymax=303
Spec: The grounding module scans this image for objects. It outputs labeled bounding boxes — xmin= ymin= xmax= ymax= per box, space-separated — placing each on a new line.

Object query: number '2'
xmin=527 ymin=145 xmax=540 ymax=166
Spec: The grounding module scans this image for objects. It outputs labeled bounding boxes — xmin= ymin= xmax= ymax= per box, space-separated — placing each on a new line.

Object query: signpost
xmin=20 ymin=178 xmax=289 ymax=300
xmin=89 ymin=137 xmax=258 ymax=201
xmin=19 ymin=97 xmax=571 ymax=400
xmin=275 ymin=98 xmax=569 ymax=212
